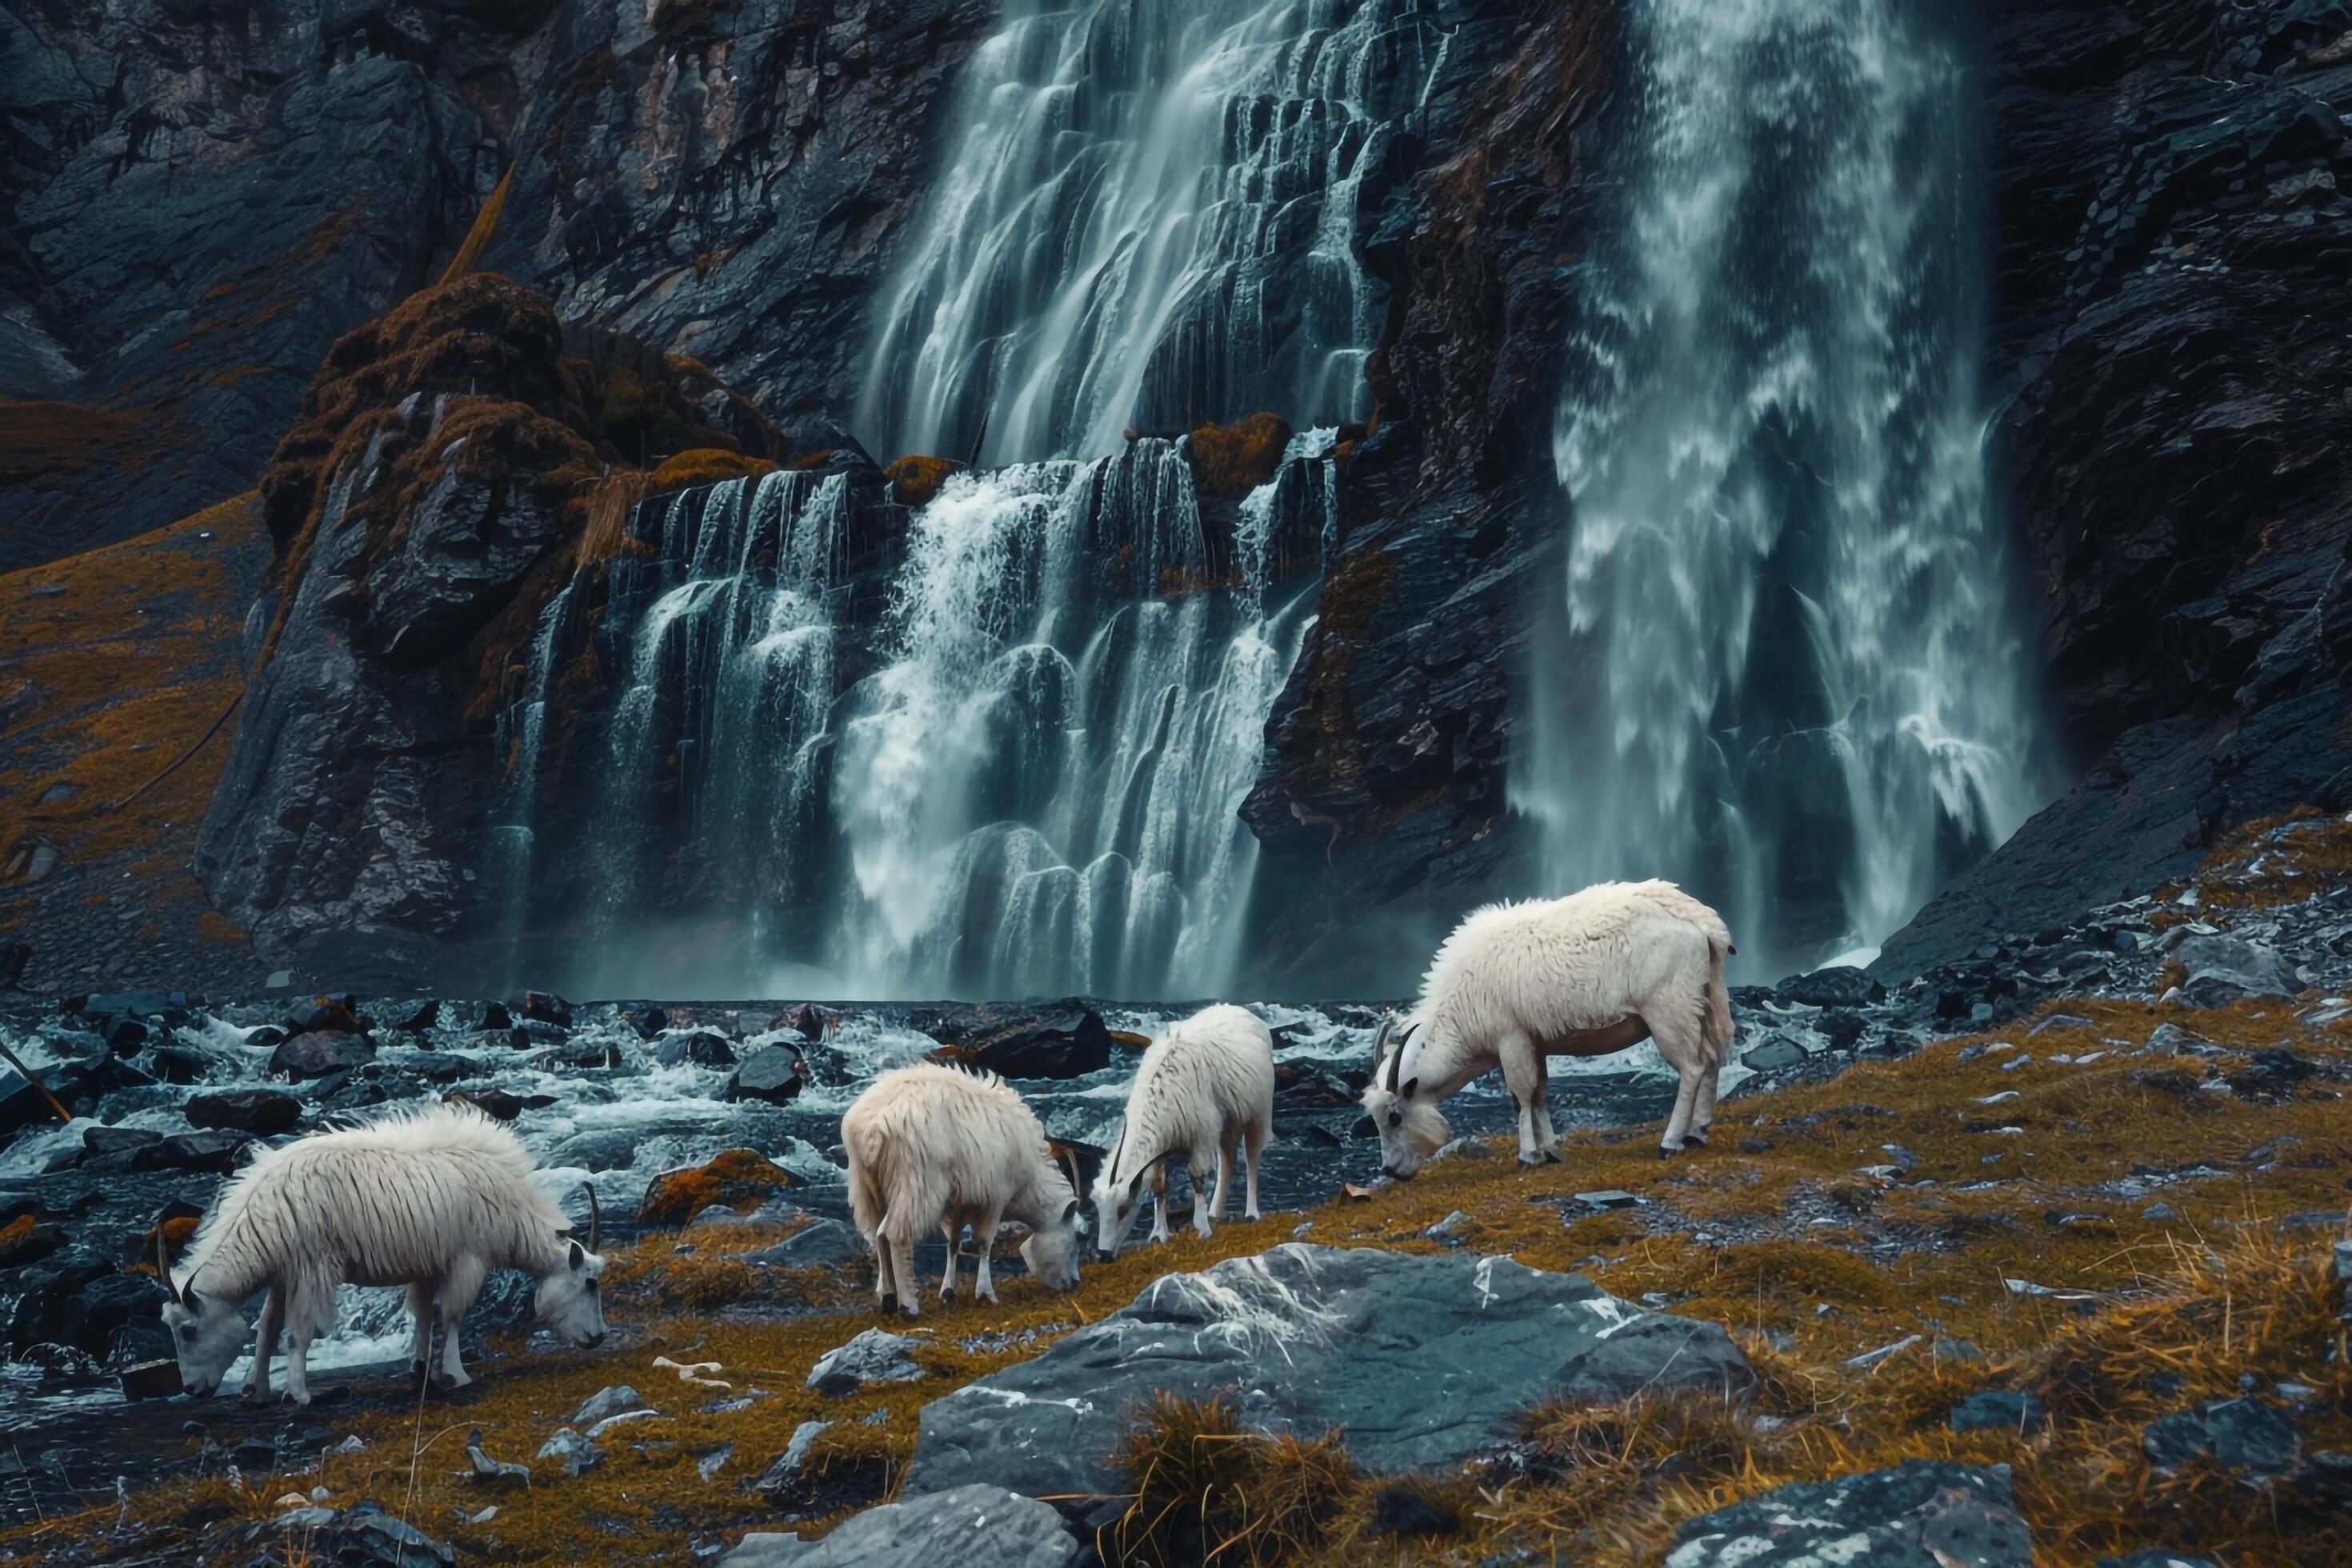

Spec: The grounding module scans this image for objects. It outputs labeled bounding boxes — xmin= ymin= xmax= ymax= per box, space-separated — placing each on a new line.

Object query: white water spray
xmin=1519 ymin=0 xmax=2048 ymax=971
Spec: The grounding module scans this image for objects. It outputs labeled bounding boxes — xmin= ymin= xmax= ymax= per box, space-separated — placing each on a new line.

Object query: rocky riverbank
xmin=3 ymin=821 xmax=2350 ymax=1564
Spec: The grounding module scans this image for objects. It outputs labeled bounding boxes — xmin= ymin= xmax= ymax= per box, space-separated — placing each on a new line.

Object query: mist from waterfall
xmin=1519 ymin=0 xmax=2050 ymax=974
xmin=857 ymin=0 xmax=1450 ymax=465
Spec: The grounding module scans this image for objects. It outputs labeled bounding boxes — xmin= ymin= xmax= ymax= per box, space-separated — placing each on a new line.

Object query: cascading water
xmin=856 ymin=0 xmax=1451 ymax=464
xmin=1519 ymin=0 xmax=2049 ymax=973
xmin=496 ymin=438 xmax=1335 ymax=998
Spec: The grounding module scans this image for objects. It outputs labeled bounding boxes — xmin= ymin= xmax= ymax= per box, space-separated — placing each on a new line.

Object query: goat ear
xmin=569 ymin=1240 xmax=586 ymax=1271
xmin=1350 ymin=1115 xmax=1378 ymax=1139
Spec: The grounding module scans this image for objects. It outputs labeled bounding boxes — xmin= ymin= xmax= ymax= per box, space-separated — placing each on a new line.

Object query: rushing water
xmin=1518 ymin=0 xmax=2048 ymax=973
xmin=494 ymin=438 xmax=1335 ymax=998
xmin=857 ymin=0 xmax=1453 ymax=464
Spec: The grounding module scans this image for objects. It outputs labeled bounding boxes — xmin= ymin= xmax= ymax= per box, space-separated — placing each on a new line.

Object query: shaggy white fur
xmin=1361 ymin=879 xmax=1735 ymax=1174
xmin=842 ymin=1063 xmax=1082 ymax=1318
xmin=1090 ymin=1003 xmax=1276 ymax=1255
xmin=160 ymin=1103 xmax=605 ymax=1404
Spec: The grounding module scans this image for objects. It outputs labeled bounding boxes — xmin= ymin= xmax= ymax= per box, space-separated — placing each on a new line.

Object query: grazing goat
xmin=158 ymin=1104 xmax=606 ymax=1404
xmin=1360 ymin=880 xmax=1734 ymax=1177
xmin=841 ymin=1063 xmax=1082 ymax=1318
xmin=1090 ymin=1003 xmax=1275 ymax=1256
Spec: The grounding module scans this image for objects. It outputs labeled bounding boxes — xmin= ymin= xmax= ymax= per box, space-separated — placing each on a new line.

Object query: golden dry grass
xmin=9 ymin=992 xmax=2348 ymax=1566
xmin=0 ymin=494 xmax=263 ymax=891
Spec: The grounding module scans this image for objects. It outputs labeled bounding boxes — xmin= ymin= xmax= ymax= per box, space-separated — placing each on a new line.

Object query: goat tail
xmin=1701 ymin=924 xmax=1736 ymax=1061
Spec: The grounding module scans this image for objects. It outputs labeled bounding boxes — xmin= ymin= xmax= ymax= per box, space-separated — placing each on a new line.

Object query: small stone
xmin=462 ymin=1430 xmax=530 ymax=1485
xmin=1947 ymin=1390 xmax=2049 ymax=1435
xmin=572 ymin=1386 xmax=650 ymax=1426
xmin=1573 ymin=1190 xmax=1642 ymax=1210
xmin=2142 ymin=1398 xmax=2299 ymax=1478
xmin=807 ymin=1329 xmax=925 ymax=1396
xmin=1425 ymin=1211 xmax=1475 ymax=1246
xmin=2143 ymin=1202 xmax=2178 ymax=1221
xmin=535 ymin=1428 xmax=604 ymax=1478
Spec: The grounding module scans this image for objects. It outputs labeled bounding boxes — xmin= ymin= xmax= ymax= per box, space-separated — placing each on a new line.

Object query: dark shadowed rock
xmin=1948 ymin=1390 xmax=2049 ymax=1436
xmin=732 ymin=1219 xmax=863 ymax=1272
xmin=1670 ymin=1461 xmax=2032 ymax=1567
xmin=270 ymin=1031 xmax=375 ymax=1081
xmin=2174 ymin=934 xmax=2301 ymax=1006
xmin=808 ymin=1330 xmax=925 ymax=1397
xmin=925 ymin=1002 xmax=1111 ymax=1080
xmin=658 ymin=1031 xmax=739 ymax=1069
xmin=130 ymin=1130 xmax=255 ymax=1174
xmin=1778 ymin=966 xmax=1886 ymax=1006
xmin=80 ymin=1125 xmax=164 ymax=1161
xmin=725 ymin=1046 xmax=806 ymax=1106
xmin=229 ymin=1503 xmax=454 ymax=1567
xmin=718 ymin=1483 xmax=1080 ymax=1568
xmin=186 ymin=1088 xmax=303 ymax=1135
xmin=2143 ymin=1398 xmax=2300 ymax=1478
xmin=901 ymin=1245 xmax=1750 ymax=1506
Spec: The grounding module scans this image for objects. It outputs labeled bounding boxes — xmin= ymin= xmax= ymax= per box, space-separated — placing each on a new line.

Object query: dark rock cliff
xmin=192 ymin=272 xmax=777 ymax=982
xmin=1236 ymin=6 xmax=1611 ymax=992
xmin=1878 ymin=0 xmax=2352 ymax=972
xmin=0 ymin=0 xmax=990 ymax=570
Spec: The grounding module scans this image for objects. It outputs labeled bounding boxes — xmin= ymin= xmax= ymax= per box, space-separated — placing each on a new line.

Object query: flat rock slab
xmin=719 ymin=1483 xmax=1079 ymax=1567
xmin=1667 ymin=1461 xmax=2031 ymax=1568
xmin=902 ymin=1244 xmax=1750 ymax=1505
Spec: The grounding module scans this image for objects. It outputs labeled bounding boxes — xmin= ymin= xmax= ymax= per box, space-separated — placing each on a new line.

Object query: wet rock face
xmin=1235 ymin=6 xmax=1599 ymax=992
xmin=900 ymin=1244 xmax=1751 ymax=1508
xmin=1882 ymin=7 xmax=2352 ymax=974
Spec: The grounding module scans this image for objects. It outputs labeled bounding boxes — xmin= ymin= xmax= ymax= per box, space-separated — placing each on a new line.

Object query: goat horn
xmin=584 ymin=1182 xmax=602 ymax=1254
xmin=154 ymin=1220 xmax=181 ymax=1307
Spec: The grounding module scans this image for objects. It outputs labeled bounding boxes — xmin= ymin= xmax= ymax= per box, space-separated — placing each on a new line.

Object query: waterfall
xmin=856 ymin=0 xmax=1450 ymax=465
xmin=499 ymin=440 xmax=1335 ymax=999
xmin=1518 ymin=0 xmax=2048 ymax=973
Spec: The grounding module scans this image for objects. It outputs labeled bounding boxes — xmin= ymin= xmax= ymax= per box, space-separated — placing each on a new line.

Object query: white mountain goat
xmin=1360 ymin=880 xmax=1735 ymax=1177
xmin=841 ymin=1063 xmax=1083 ymax=1318
xmin=157 ymin=1104 xmax=606 ymax=1404
xmin=1089 ymin=1003 xmax=1276 ymax=1257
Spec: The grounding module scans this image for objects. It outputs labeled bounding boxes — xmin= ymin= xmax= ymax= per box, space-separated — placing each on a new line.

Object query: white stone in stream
xmin=807 ymin=1329 xmax=925 ymax=1395
xmin=718 ymin=1483 xmax=1079 ymax=1566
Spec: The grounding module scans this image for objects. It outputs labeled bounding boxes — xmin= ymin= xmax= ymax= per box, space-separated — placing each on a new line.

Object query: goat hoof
xmin=1517 ymin=1154 xmax=1544 ymax=1168
xmin=1657 ymin=1143 xmax=1682 ymax=1160
xmin=1542 ymin=1150 xmax=1562 ymax=1164
xmin=1683 ymin=1130 xmax=1710 ymax=1148
xmin=879 ymin=1292 xmax=899 ymax=1316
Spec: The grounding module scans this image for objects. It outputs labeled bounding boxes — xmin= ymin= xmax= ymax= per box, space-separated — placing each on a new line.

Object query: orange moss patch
xmin=438 ymin=164 xmax=515 ymax=286
xmin=884 ymin=454 xmax=962 ymax=509
xmin=1184 ymin=412 xmax=1292 ymax=498
xmin=791 ymin=448 xmax=840 ymax=470
xmin=636 ymin=1148 xmax=799 ymax=1228
xmin=652 ymin=447 xmax=781 ymax=489
xmin=0 ymin=494 xmax=264 ymax=890
xmin=2194 ymin=808 xmax=2352 ymax=910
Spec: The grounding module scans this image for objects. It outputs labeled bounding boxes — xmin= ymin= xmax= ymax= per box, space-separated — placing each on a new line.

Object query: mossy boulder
xmin=638 ymin=1147 xmax=798 ymax=1228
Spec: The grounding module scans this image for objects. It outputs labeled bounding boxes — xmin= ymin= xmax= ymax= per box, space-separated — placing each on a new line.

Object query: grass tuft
xmin=1102 ymin=1394 xmax=1360 ymax=1567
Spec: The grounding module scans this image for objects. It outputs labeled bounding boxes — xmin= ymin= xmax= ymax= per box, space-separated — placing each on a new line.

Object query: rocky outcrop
xmin=900 ymin=1244 xmax=1751 ymax=1507
xmin=719 ymin=1485 xmax=1082 ymax=1568
xmin=1234 ymin=6 xmax=1608 ymax=992
xmin=1880 ymin=5 xmax=2352 ymax=973
xmin=193 ymin=273 xmax=775 ymax=983
xmin=0 ymin=0 xmax=991 ymax=571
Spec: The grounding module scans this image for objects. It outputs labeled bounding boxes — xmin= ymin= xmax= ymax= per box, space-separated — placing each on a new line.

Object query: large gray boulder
xmin=901 ymin=1244 xmax=1750 ymax=1504
xmin=1667 ymin=1461 xmax=2031 ymax=1568
xmin=718 ymin=1484 xmax=1080 ymax=1568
